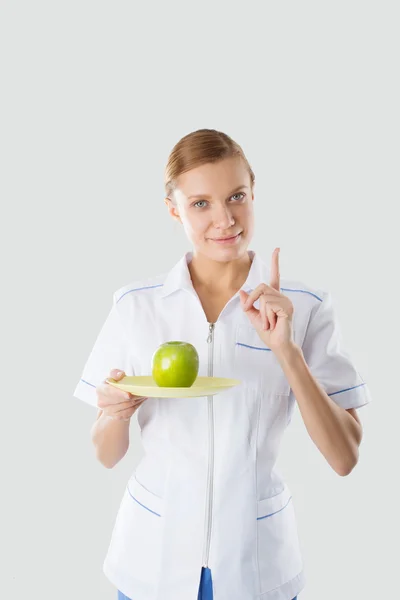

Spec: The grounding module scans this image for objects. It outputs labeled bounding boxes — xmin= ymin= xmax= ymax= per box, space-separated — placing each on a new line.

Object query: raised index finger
xmin=270 ymin=247 xmax=280 ymax=291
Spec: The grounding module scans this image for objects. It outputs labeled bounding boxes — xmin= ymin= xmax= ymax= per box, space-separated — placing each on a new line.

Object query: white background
xmin=1 ymin=1 xmax=399 ymax=599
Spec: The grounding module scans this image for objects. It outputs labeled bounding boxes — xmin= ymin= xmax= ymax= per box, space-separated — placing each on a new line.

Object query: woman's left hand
xmin=239 ymin=248 xmax=295 ymax=354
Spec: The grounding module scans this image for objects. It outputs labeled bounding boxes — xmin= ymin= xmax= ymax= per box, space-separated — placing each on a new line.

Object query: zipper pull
xmin=207 ymin=322 xmax=215 ymax=343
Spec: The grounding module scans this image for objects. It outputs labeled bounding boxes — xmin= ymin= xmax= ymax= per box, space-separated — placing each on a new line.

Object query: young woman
xmin=74 ymin=129 xmax=372 ymax=600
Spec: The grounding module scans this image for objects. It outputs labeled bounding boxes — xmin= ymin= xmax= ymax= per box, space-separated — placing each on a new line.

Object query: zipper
xmin=202 ymin=321 xmax=215 ymax=567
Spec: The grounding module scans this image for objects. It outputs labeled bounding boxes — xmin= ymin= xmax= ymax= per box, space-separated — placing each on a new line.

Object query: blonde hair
xmin=164 ymin=128 xmax=255 ymax=201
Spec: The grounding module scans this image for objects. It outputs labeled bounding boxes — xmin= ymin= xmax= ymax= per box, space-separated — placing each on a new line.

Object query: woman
xmin=73 ymin=129 xmax=372 ymax=600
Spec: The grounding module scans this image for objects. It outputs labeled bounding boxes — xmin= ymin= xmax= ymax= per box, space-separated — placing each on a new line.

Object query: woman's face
xmin=165 ymin=156 xmax=254 ymax=263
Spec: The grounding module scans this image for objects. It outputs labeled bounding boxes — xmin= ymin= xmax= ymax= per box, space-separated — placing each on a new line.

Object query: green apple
xmin=151 ymin=341 xmax=199 ymax=387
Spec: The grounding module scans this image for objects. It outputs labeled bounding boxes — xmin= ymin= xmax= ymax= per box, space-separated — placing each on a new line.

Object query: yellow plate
xmin=106 ymin=375 xmax=240 ymax=398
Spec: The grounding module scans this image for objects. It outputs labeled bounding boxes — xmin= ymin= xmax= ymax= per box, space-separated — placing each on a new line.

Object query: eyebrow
xmin=188 ymin=185 xmax=249 ymax=200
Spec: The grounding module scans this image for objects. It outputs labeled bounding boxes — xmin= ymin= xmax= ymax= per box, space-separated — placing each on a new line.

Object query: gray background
xmin=1 ymin=1 xmax=399 ymax=599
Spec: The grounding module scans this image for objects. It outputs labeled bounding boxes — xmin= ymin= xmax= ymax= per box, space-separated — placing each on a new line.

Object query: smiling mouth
xmin=211 ymin=232 xmax=242 ymax=243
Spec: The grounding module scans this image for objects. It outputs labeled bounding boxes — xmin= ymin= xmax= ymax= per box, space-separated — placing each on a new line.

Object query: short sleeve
xmin=72 ymin=291 xmax=134 ymax=408
xmin=287 ymin=291 xmax=372 ymax=422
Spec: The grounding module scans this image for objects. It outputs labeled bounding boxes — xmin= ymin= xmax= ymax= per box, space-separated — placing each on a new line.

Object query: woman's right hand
xmin=96 ymin=369 xmax=148 ymax=421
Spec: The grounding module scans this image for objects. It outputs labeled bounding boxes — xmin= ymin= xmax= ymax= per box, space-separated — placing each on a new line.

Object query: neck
xmin=188 ymin=251 xmax=252 ymax=294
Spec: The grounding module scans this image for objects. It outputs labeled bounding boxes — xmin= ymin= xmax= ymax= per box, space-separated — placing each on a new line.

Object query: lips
xmin=210 ymin=232 xmax=242 ymax=244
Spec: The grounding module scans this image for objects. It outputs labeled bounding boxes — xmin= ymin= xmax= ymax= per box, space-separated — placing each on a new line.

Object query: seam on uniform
xmin=81 ymin=378 xmax=96 ymax=388
xmin=236 ymin=342 xmax=272 ymax=352
xmin=257 ymin=496 xmax=292 ymax=520
xmin=113 ymin=294 xmax=137 ymax=376
xmin=280 ymin=287 xmax=323 ymax=302
xmin=127 ymin=486 xmax=161 ymax=517
xmin=328 ymin=382 xmax=366 ymax=397
xmin=116 ymin=284 xmax=164 ymax=303
xmin=259 ymin=571 xmax=303 ymax=596
xmin=255 ymin=383 xmax=262 ymax=595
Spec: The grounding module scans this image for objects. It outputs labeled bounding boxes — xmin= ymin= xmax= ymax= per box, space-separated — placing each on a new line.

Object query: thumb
xmin=239 ymin=292 xmax=259 ymax=326
xmin=110 ymin=368 xmax=125 ymax=380
xmin=239 ymin=290 xmax=248 ymax=304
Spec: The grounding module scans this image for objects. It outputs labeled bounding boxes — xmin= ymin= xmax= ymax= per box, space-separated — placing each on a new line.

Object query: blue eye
xmin=193 ymin=192 xmax=245 ymax=208
xmin=231 ymin=192 xmax=245 ymax=201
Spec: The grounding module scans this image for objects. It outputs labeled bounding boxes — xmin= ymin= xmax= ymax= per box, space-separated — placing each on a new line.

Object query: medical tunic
xmin=73 ymin=250 xmax=372 ymax=600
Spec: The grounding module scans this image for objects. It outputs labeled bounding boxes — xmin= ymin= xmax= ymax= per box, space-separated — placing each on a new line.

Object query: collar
xmin=160 ymin=249 xmax=268 ymax=299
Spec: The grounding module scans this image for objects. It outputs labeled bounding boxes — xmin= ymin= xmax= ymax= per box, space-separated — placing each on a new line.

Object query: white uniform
xmin=73 ymin=250 xmax=372 ymax=600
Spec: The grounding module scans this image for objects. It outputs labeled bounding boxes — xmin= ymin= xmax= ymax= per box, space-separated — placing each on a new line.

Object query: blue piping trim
xmin=117 ymin=284 xmax=164 ymax=303
xmin=116 ymin=284 xmax=321 ymax=303
xmin=257 ymin=496 xmax=292 ymax=520
xmin=81 ymin=378 xmax=96 ymax=388
xmin=127 ymin=486 xmax=161 ymax=517
xmin=236 ymin=342 xmax=272 ymax=352
xmin=280 ymin=287 xmax=323 ymax=302
xmin=328 ymin=382 xmax=366 ymax=396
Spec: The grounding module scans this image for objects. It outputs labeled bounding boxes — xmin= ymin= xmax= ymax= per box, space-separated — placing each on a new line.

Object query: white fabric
xmin=73 ymin=250 xmax=372 ymax=600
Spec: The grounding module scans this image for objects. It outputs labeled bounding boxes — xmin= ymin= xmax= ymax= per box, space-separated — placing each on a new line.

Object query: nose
xmin=212 ymin=204 xmax=235 ymax=229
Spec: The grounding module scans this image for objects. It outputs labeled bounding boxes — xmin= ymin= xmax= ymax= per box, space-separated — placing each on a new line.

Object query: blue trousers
xmin=117 ymin=566 xmax=298 ymax=599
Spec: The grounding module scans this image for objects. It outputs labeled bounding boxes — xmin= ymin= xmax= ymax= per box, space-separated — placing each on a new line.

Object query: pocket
xmin=257 ymin=486 xmax=303 ymax=593
xmin=104 ymin=474 xmax=164 ymax=583
xmin=234 ymin=324 xmax=290 ymax=396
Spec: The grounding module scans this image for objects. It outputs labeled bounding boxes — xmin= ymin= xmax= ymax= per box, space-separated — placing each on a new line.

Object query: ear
xmin=164 ymin=197 xmax=182 ymax=224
